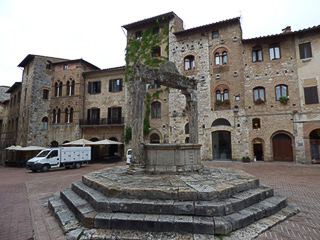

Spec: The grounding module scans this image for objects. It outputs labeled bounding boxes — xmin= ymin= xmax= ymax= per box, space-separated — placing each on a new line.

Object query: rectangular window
xmin=252 ymin=47 xmax=263 ymax=62
xmin=63 ymin=64 xmax=68 ymax=70
xmin=43 ymin=89 xmax=49 ymax=99
xmin=88 ymin=81 xmax=101 ymax=94
xmin=212 ymin=30 xmax=219 ymax=39
xmin=269 ymin=45 xmax=280 ymax=60
xmin=299 ymin=42 xmax=312 ymax=59
xmin=304 ymin=86 xmax=319 ymax=104
xmin=108 ymin=107 xmax=122 ymax=124
xmin=109 ymin=79 xmax=123 ymax=92
xmin=87 ymin=108 xmax=100 ymax=124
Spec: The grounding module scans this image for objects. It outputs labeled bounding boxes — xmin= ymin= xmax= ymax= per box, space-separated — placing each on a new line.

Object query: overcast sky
xmin=1 ymin=0 xmax=319 ymax=87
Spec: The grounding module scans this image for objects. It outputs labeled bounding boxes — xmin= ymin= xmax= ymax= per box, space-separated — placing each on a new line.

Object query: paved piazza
xmin=0 ymin=161 xmax=319 ymax=239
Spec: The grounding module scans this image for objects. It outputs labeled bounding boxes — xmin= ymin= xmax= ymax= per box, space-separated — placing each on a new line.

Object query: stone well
xmin=145 ymin=143 xmax=202 ymax=173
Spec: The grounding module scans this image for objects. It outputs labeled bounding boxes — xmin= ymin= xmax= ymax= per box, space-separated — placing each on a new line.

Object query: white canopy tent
xmin=89 ymin=139 xmax=123 ymax=145
xmin=63 ymin=139 xmax=94 ymax=146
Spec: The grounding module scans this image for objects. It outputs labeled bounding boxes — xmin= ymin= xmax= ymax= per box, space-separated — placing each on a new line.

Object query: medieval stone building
xmin=1 ymin=11 xmax=319 ymax=164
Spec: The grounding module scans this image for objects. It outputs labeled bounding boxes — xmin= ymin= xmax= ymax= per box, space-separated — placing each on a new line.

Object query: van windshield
xmin=36 ymin=150 xmax=50 ymax=157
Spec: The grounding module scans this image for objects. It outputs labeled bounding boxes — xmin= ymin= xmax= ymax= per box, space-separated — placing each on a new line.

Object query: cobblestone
xmin=0 ymin=161 xmax=319 ymax=239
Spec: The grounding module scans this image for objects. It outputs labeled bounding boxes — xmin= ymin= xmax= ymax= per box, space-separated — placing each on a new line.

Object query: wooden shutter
xmin=97 ymin=81 xmax=101 ymax=93
xmin=109 ymin=80 xmax=112 ymax=92
xmin=304 ymin=86 xmax=319 ymax=104
xmin=119 ymin=79 xmax=123 ymax=91
xmin=87 ymin=109 xmax=91 ymax=124
xmin=88 ymin=82 xmax=92 ymax=94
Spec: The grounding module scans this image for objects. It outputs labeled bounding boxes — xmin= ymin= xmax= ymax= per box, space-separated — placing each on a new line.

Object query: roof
xmin=243 ymin=24 xmax=320 ymax=42
xmin=52 ymin=59 xmax=100 ymax=70
xmin=122 ymin=11 xmax=180 ymax=30
xmin=83 ymin=66 xmax=125 ymax=75
xmin=6 ymin=82 xmax=22 ymax=94
xmin=18 ymin=54 xmax=68 ymax=67
xmin=174 ymin=17 xmax=241 ymax=36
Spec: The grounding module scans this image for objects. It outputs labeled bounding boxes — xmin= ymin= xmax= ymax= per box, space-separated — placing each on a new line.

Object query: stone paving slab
xmin=83 ymin=166 xmax=260 ymax=201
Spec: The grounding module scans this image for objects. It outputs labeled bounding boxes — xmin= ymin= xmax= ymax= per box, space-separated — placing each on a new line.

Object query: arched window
xmin=214 ymin=48 xmax=228 ymax=65
xmin=216 ymin=90 xmax=221 ymax=101
xmin=51 ymin=141 xmax=59 ymax=147
xmin=58 ymin=82 xmax=63 ymax=96
xmin=150 ymin=133 xmax=160 ymax=143
xmin=65 ymin=108 xmax=69 ymax=123
xmin=185 ymin=123 xmax=189 ymax=135
xmin=275 ymin=84 xmax=288 ymax=100
xmin=42 ymin=117 xmax=48 ymax=130
xmin=70 ymin=108 xmax=73 ymax=123
xmin=212 ymin=118 xmax=231 ymax=127
xmin=67 ymin=80 xmax=75 ymax=96
xmin=216 ymin=88 xmax=229 ymax=101
xmin=151 ymin=102 xmax=161 ymax=118
xmin=215 ymin=53 xmax=220 ymax=65
xmin=222 ymin=51 xmax=227 ymax=64
xmin=67 ymin=81 xmax=70 ymax=96
xmin=223 ymin=89 xmax=229 ymax=100
xmin=252 ymin=118 xmax=261 ymax=129
xmin=253 ymin=87 xmax=265 ymax=101
xmin=55 ymin=82 xmax=62 ymax=97
xmin=53 ymin=108 xmax=61 ymax=124
xmin=53 ymin=109 xmax=56 ymax=124
xmin=184 ymin=55 xmax=195 ymax=70
xmin=55 ymin=83 xmax=59 ymax=97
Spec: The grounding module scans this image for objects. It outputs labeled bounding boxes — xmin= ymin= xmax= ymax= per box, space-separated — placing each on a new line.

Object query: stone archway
xmin=272 ymin=132 xmax=293 ymax=162
xmin=131 ymin=61 xmax=201 ymax=172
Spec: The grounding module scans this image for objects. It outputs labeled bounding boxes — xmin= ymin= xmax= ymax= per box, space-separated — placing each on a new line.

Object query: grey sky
xmin=0 ymin=0 xmax=319 ymax=87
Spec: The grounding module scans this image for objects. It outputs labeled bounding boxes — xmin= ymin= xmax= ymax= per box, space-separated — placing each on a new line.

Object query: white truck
xmin=26 ymin=147 xmax=91 ymax=172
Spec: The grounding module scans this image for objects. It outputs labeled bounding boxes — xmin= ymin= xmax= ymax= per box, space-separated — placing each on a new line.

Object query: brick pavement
xmin=203 ymin=161 xmax=320 ymax=240
xmin=0 ymin=161 xmax=319 ymax=240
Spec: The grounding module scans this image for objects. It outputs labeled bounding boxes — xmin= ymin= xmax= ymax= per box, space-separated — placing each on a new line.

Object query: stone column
xmin=131 ymin=77 xmax=146 ymax=168
xmin=183 ymin=89 xmax=199 ymax=144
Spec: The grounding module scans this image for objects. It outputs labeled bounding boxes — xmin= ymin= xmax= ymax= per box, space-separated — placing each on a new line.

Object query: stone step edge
xmin=82 ymin=174 xmax=260 ymax=201
xmin=49 ymin=198 xmax=299 ymax=240
xmin=59 ymin=187 xmax=288 ymax=235
xmin=71 ymin=180 xmax=274 ymax=217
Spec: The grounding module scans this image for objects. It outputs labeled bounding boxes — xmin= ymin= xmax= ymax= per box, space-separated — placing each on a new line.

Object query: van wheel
xmin=74 ymin=163 xmax=81 ymax=169
xmin=41 ymin=165 xmax=49 ymax=172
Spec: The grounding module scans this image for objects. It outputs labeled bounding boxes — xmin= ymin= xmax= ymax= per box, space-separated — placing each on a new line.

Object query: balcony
xmin=79 ymin=118 xmax=124 ymax=127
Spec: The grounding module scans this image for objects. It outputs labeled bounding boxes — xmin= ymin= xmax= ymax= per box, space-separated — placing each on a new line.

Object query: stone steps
xmin=48 ymin=166 xmax=297 ymax=239
xmin=71 ymin=180 xmax=274 ymax=217
xmin=53 ymin=184 xmax=286 ymax=235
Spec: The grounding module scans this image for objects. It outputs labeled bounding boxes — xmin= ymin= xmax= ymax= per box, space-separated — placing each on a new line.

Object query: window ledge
xmin=301 ymin=58 xmax=312 ymax=63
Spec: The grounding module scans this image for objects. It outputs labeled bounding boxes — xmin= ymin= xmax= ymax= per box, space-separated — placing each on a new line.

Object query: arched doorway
xmin=51 ymin=141 xmax=59 ymax=147
xmin=109 ymin=137 xmax=119 ymax=156
xmin=212 ymin=131 xmax=232 ymax=160
xmin=272 ymin=133 xmax=293 ymax=162
xmin=309 ymin=129 xmax=320 ymax=162
xmin=90 ymin=138 xmax=100 ymax=161
xmin=150 ymin=133 xmax=160 ymax=144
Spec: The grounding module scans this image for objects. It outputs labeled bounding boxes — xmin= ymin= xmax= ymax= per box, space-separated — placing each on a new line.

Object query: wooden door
xmin=273 ymin=134 xmax=293 ymax=162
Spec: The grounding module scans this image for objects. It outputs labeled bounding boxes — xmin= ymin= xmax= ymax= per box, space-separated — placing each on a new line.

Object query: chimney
xmin=282 ymin=26 xmax=291 ymax=33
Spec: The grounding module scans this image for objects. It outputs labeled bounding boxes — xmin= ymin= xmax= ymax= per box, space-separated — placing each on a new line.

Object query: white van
xmin=26 ymin=147 xmax=91 ymax=172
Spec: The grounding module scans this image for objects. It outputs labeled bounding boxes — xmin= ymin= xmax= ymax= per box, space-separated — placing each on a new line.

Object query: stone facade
xmin=1 ymin=12 xmax=320 ymax=164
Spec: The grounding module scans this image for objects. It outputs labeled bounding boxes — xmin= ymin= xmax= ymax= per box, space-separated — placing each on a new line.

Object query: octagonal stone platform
xmin=49 ymin=166 xmax=299 ymax=239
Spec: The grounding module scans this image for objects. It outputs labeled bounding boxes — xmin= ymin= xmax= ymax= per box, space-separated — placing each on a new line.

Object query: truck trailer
xmin=26 ymin=147 xmax=91 ymax=172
